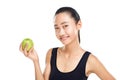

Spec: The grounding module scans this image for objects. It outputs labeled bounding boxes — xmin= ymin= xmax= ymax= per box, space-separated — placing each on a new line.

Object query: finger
xmin=19 ymin=42 xmax=23 ymax=52
xmin=24 ymin=48 xmax=28 ymax=57
xmin=24 ymin=44 xmax=29 ymax=56
xmin=29 ymin=47 xmax=34 ymax=53
xmin=28 ymin=47 xmax=34 ymax=56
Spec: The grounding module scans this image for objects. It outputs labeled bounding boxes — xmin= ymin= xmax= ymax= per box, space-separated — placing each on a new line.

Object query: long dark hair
xmin=55 ymin=7 xmax=81 ymax=43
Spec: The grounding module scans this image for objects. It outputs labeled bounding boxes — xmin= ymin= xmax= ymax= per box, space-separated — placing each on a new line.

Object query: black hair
xmin=55 ymin=7 xmax=81 ymax=43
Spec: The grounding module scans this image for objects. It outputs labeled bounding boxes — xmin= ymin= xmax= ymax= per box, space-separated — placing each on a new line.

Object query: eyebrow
xmin=54 ymin=21 xmax=68 ymax=27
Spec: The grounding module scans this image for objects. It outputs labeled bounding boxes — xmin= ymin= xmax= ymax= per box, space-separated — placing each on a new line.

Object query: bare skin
xmin=19 ymin=12 xmax=115 ymax=80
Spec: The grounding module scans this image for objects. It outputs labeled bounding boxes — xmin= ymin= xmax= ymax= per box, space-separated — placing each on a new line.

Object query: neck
xmin=62 ymin=39 xmax=82 ymax=54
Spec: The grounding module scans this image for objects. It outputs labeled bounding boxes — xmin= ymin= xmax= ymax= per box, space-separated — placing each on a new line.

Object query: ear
xmin=77 ymin=20 xmax=82 ymax=30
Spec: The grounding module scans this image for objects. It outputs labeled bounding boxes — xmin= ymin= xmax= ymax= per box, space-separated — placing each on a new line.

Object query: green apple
xmin=22 ymin=38 xmax=34 ymax=52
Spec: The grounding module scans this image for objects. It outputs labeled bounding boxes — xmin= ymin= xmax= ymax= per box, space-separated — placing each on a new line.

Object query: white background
xmin=0 ymin=0 xmax=119 ymax=80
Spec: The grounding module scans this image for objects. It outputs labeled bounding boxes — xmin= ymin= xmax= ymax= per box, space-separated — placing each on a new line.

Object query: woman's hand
xmin=19 ymin=43 xmax=45 ymax=80
xmin=19 ymin=43 xmax=39 ymax=62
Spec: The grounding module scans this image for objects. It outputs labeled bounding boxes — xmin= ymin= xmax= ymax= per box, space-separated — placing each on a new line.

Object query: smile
xmin=60 ymin=36 xmax=69 ymax=41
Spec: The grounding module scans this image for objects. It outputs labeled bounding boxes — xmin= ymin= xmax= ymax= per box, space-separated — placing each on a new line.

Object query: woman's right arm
xmin=19 ymin=43 xmax=52 ymax=80
xmin=43 ymin=49 xmax=52 ymax=80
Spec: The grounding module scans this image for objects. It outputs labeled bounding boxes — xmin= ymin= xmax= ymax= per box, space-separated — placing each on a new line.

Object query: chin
xmin=61 ymin=40 xmax=71 ymax=46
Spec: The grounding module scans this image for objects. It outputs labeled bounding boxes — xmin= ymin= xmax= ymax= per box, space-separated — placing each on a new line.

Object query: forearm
xmin=33 ymin=61 xmax=44 ymax=80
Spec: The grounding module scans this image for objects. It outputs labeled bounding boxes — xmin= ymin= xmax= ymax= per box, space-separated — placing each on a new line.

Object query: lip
xmin=60 ymin=36 xmax=69 ymax=41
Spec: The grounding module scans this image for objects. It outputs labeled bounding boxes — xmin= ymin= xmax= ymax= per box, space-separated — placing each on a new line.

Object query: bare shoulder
xmin=45 ymin=48 xmax=53 ymax=64
xmin=86 ymin=53 xmax=99 ymax=75
xmin=87 ymin=53 xmax=106 ymax=73
xmin=43 ymin=48 xmax=53 ymax=80
xmin=86 ymin=53 xmax=115 ymax=80
xmin=87 ymin=53 xmax=99 ymax=66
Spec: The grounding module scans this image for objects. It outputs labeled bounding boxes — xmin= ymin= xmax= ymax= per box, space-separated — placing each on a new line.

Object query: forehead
xmin=54 ymin=13 xmax=74 ymax=26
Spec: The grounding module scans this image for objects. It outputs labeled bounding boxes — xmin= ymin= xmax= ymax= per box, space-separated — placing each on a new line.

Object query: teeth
xmin=60 ymin=36 xmax=69 ymax=41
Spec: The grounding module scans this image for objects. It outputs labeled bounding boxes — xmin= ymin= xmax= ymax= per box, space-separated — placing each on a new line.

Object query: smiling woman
xmin=54 ymin=7 xmax=81 ymax=44
xmin=19 ymin=6 xmax=115 ymax=80
xmin=54 ymin=8 xmax=81 ymax=45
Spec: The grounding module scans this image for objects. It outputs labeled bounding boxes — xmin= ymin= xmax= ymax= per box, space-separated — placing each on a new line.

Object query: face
xmin=54 ymin=12 xmax=80 ymax=45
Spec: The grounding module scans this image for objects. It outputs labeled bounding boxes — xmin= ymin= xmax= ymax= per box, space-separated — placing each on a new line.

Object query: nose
xmin=59 ymin=28 xmax=65 ymax=36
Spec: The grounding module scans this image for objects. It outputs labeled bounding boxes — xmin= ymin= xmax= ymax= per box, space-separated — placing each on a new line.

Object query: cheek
xmin=55 ymin=31 xmax=59 ymax=38
xmin=67 ymin=27 xmax=78 ymax=36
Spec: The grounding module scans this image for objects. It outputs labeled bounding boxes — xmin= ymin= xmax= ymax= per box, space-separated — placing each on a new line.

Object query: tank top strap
xmin=76 ymin=51 xmax=91 ymax=77
xmin=50 ymin=47 xmax=58 ymax=69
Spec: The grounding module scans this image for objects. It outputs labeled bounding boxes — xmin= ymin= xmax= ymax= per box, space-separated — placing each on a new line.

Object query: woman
xmin=19 ymin=7 xmax=115 ymax=80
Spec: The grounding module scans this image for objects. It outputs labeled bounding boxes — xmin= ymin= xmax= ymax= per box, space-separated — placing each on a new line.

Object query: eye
xmin=63 ymin=25 xmax=68 ymax=28
xmin=54 ymin=27 xmax=59 ymax=30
